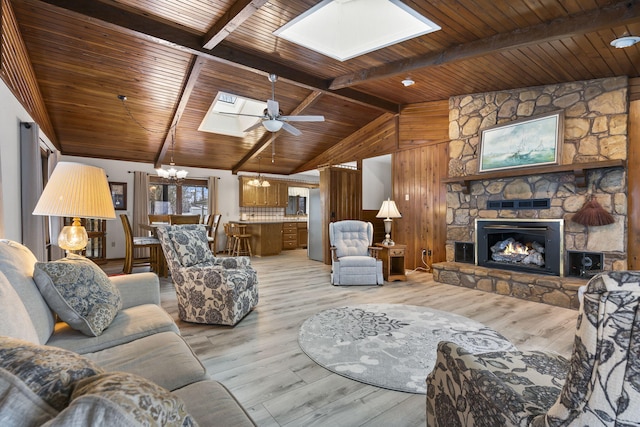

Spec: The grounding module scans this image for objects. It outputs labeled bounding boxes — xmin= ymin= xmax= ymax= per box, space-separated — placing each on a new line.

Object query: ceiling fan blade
xmin=219 ymin=111 xmax=265 ymax=118
xmin=282 ymin=122 xmax=302 ymax=136
xmin=243 ymin=121 xmax=264 ymax=133
xmin=267 ymin=99 xmax=279 ymax=118
xmin=281 ymin=115 xmax=325 ymax=122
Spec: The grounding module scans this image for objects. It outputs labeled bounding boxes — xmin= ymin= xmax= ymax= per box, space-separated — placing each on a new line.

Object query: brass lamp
xmin=33 ymin=162 xmax=116 ymax=253
xmin=376 ymin=198 xmax=402 ymax=246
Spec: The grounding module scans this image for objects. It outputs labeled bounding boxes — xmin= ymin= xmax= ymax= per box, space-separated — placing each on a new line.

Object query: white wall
xmin=0 ymin=80 xmax=54 ymax=242
xmin=362 ymin=154 xmax=392 ymax=210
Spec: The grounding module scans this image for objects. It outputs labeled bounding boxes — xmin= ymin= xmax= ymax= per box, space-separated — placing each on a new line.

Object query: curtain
xmin=20 ymin=122 xmax=46 ymax=261
xmin=47 ymin=151 xmax=65 ymax=260
xmin=208 ymin=176 xmax=219 ymax=215
xmin=133 ymin=171 xmax=149 ymax=258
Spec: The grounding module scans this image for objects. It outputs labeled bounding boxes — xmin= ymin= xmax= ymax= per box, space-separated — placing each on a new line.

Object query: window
xmin=148 ymin=178 xmax=209 ymax=217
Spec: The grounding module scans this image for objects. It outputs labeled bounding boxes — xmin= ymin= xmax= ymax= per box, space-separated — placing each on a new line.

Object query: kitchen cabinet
xmin=239 ymin=177 xmax=288 ymax=207
xmin=297 ymin=222 xmax=308 ymax=249
xmin=282 ymin=221 xmax=308 ymax=249
xmin=241 ymin=222 xmax=283 ymax=256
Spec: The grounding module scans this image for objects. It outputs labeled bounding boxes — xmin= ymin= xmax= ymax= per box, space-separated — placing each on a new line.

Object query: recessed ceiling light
xmin=610 ymin=36 xmax=640 ymax=48
xmin=401 ymin=78 xmax=415 ymax=87
xmin=274 ymin=0 xmax=441 ymax=62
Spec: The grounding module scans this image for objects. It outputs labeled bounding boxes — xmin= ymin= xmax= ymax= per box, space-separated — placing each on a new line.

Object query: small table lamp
xmin=376 ymin=198 xmax=402 ymax=246
xmin=33 ymin=162 xmax=116 ymax=253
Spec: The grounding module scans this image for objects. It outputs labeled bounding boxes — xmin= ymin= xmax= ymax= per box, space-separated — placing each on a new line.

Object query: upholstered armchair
xmin=426 ymin=271 xmax=640 ymax=426
xmin=155 ymin=224 xmax=258 ymax=326
xmin=329 ymin=220 xmax=383 ymax=285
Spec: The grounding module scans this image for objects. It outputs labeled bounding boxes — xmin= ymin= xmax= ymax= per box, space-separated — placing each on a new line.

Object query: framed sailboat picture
xmin=478 ymin=111 xmax=563 ymax=172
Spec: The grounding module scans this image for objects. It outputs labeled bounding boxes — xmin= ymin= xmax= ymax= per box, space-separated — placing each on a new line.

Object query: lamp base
xmin=381 ymin=233 xmax=395 ymax=246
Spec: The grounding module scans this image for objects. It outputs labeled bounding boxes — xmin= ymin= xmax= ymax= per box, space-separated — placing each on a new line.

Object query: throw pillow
xmin=0 ymin=336 xmax=104 ymax=411
xmin=0 ymin=270 xmax=40 ymax=343
xmin=0 ymin=368 xmax=59 ymax=425
xmin=50 ymin=372 xmax=197 ymax=426
xmin=169 ymin=227 xmax=215 ymax=267
xmin=33 ymin=254 xmax=122 ymax=336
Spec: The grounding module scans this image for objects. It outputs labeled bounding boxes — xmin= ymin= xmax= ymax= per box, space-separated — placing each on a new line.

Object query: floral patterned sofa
xmin=156 ymin=224 xmax=259 ymax=326
xmin=426 ymin=271 xmax=640 ymax=426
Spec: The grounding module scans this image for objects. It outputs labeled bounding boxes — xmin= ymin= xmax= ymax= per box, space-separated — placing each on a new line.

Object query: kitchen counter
xmin=231 ymin=219 xmax=308 ymax=256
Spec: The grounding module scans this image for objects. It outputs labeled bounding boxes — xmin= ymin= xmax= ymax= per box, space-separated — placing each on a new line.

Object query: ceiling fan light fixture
xmin=610 ymin=36 xmax=640 ymax=48
xmin=401 ymin=77 xmax=415 ymax=87
xmin=263 ymin=119 xmax=284 ymax=132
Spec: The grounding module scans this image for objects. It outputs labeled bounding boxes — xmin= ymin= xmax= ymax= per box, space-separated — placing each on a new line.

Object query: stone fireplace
xmin=432 ymin=76 xmax=629 ymax=309
xmin=475 ymin=219 xmax=564 ymax=276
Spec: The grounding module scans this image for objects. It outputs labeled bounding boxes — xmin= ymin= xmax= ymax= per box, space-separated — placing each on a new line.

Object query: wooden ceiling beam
xmin=154 ymin=56 xmax=206 ymax=168
xmin=330 ymin=0 xmax=640 ymax=89
xmin=232 ymin=91 xmax=323 ymax=174
xmin=202 ymin=0 xmax=268 ymax=49
xmin=28 ymin=0 xmax=398 ymax=113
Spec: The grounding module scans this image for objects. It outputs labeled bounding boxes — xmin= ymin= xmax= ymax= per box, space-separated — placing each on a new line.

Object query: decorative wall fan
xmin=223 ymin=74 xmax=324 ymax=136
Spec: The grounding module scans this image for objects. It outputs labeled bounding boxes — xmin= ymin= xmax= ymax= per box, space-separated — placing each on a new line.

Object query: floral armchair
xmin=156 ymin=224 xmax=258 ymax=326
xmin=426 ymin=271 xmax=640 ymax=427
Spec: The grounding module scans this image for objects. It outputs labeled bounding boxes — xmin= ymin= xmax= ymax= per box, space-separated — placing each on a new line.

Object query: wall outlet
xmin=111 ymin=242 xmax=115 ymax=247
xmin=428 ymin=249 xmax=432 ymax=257
xmin=421 ymin=249 xmax=427 ymax=256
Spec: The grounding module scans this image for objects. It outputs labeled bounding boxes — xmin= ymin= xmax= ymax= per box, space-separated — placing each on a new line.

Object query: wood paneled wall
xmin=398 ymin=101 xmax=450 ymax=148
xmin=0 ymin=0 xmax=57 ymax=146
xmin=320 ymin=166 xmax=363 ymax=264
xmin=314 ymin=100 xmax=451 ymax=269
xmin=628 ymin=99 xmax=640 ymax=269
xmin=393 ymin=142 xmax=449 ymax=271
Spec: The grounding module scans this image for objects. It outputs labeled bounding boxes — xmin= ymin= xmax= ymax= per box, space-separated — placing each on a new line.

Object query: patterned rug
xmin=298 ymin=303 xmax=516 ymax=394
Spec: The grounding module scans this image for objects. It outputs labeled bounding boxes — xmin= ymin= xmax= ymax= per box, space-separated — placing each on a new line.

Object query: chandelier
xmin=156 ymin=130 xmax=188 ymax=183
xmin=248 ymin=156 xmax=270 ymax=187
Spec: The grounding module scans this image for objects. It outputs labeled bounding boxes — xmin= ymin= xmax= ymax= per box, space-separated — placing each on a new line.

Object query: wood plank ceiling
xmin=9 ymin=0 xmax=640 ymax=175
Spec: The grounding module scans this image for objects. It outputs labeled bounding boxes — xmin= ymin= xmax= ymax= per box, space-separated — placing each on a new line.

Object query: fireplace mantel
xmin=443 ymin=159 xmax=625 ymax=194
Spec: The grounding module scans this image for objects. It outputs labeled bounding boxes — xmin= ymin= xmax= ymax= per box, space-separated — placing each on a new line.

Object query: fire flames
xmin=502 ymin=241 xmax=529 ymax=255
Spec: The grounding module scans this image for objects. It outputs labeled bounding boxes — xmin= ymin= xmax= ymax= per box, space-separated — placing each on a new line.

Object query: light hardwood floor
xmin=107 ymin=250 xmax=578 ymax=427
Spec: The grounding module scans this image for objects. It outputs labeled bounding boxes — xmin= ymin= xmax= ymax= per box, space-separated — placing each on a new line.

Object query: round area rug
xmin=298 ymin=303 xmax=516 ymax=394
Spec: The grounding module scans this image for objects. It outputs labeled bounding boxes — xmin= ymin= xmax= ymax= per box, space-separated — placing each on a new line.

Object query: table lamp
xmin=376 ymin=198 xmax=402 ymax=246
xmin=33 ymin=162 xmax=116 ymax=253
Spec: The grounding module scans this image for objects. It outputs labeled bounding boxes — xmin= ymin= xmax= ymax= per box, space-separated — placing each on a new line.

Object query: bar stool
xmin=224 ymin=223 xmax=235 ymax=255
xmin=232 ymin=224 xmax=252 ymax=257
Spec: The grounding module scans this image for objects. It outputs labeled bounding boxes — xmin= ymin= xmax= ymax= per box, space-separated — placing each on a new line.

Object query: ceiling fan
xmin=224 ymin=74 xmax=325 ymax=136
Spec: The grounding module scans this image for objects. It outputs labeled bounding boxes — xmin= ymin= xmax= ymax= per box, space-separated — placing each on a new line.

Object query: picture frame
xmin=109 ymin=182 xmax=127 ymax=210
xmin=478 ymin=111 xmax=564 ymax=173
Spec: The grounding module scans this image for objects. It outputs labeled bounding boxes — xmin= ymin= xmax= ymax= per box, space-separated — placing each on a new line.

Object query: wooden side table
xmin=375 ymin=243 xmax=407 ymax=281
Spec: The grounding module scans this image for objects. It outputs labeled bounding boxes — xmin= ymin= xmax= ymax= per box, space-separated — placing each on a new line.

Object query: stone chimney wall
xmin=446 ymin=77 xmax=628 ymax=271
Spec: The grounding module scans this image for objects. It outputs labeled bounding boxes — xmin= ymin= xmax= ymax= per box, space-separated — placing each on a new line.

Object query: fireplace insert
xmin=475 ymin=219 xmax=564 ymax=276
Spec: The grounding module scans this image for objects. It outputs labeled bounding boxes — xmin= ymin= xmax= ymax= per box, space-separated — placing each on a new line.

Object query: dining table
xmin=138 ymin=223 xmax=169 ymax=277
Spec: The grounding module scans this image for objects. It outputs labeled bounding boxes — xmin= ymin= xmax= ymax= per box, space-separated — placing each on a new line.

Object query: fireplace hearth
xmin=476 ymin=219 xmax=564 ymax=276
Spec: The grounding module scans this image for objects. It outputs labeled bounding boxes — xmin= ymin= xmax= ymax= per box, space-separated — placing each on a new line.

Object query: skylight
xmin=273 ymin=0 xmax=440 ymax=62
xmin=198 ymin=92 xmax=265 ymax=138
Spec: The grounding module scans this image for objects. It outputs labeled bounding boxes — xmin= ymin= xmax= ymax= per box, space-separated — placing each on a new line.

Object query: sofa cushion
xmin=46 ymin=372 xmax=196 ymax=426
xmin=0 ymin=270 xmax=39 ymax=343
xmin=0 ymin=240 xmax=56 ymax=344
xmin=34 ymin=254 xmax=122 ymax=337
xmin=46 ymin=303 xmax=179 ymax=354
xmin=168 ymin=226 xmax=214 ymax=267
xmin=85 ymin=331 xmax=207 ymax=391
xmin=173 ymin=380 xmax=255 ymax=427
xmin=0 ymin=369 xmax=58 ymax=426
xmin=0 ymin=336 xmax=104 ymax=411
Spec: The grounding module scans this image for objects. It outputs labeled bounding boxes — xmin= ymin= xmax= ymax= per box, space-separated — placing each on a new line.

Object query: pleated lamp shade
xmin=33 ymin=162 xmax=116 ymax=251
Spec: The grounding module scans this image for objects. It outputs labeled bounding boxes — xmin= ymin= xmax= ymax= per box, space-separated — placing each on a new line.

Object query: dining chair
xmin=170 ymin=214 xmax=200 ymax=225
xmin=120 ymin=214 xmax=162 ymax=274
xmin=206 ymin=214 xmax=222 ymax=253
xmin=148 ymin=214 xmax=170 ymax=224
